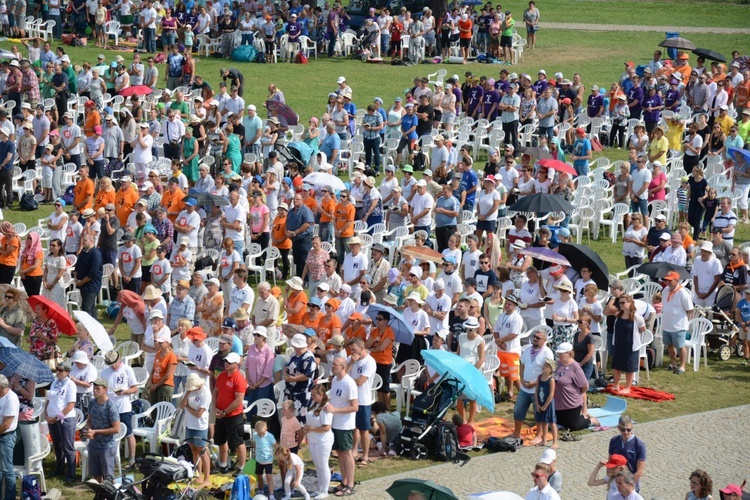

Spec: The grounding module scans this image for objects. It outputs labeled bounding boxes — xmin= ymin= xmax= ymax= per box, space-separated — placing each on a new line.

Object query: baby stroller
xmin=355 ymin=29 xmax=380 ymax=61
xmin=399 ymin=373 xmax=463 ymax=460
xmin=697 ymin=285 xmax=741 ymax=360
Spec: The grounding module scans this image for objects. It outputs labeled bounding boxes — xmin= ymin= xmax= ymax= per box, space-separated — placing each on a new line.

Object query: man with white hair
xmin=251 ymin=282 xmax=280 ymax=333
xmin=691 ymin=241 xmax=723 ymax=307
xmin=0 ymin=374 xmax=19 ymax=498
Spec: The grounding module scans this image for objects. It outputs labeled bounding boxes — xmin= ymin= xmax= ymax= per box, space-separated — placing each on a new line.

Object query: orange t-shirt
xmin=369 ymin=326 xmax=395 ymax=364
xmin=85 ymin=111 xmax=101 ymax=138
xmin=343 ymin=325 xmax=367 ymax=356
xmin=151 ymin=349 xmax=177 ymax=387
xmin=682 ymin=233 xmax=694 ymax=251
xmin=272 ymin=214 xmax=292 ymax=250
xmin=21 ymin=249 xmax=44 ymax=277
xmin=95 ymin=189 xmax=116 ymax=212
xmin=286 ymin=291 xmax=308 ymax=325
xmin=334 ymin=202 xmax=355 ymax=237
xmin=319 ymin=198 xmax=336 ymax=223
xmin=317 ymin=313 xmax=342 ymax=342
xmin=115 ymin=187 xmax=139 ymax=226
xmin=162 ymin=188 xmax=186 ymax=223
xmin=302 ymin=311 xmax=323 ymax=330
xmin=74 ymin=178 xmax=95 ymax=211
xmin=304 ymin=196 xmax=318 ymax=214
xmin=735 ymin=80 xmax=750 ymax=108
xmin=458 ymin=19 xmax=473 ymax=39
xmin=0 ymin=235 xmax=19 ymax=267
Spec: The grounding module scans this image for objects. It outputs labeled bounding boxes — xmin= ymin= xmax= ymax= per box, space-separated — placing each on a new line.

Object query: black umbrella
xmin=636 ymin=262 xmax=691 ymax=281
xmin=194 ymin=192 xmax=229 ymax=207
xmin=692 ymin=48 xmax=726 ymax=63
xmin=556 ymin=243 xmax=610 ymax=290
xmin=658 ymin=37 xmax=696 ymax=50
xmin=508 ymin=193 xmax=574 ymax=214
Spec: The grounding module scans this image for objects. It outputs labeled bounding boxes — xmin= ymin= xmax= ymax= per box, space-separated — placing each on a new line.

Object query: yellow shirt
xmin=666 ymin=122 xmax=685 ymax=151
xmin=716 ymin=115 xmax=735 ymax=137
xmin=647 ymin=135 xmax=669 ymax=166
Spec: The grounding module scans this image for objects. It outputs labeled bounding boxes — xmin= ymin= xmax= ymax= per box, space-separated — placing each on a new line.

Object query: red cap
xmin=85 ymin=100 xmax=96 ymax=108
xmin=186 ymin=326 xmax=207 ymax=341
xmin=720 ymin=485 xmax=743 ymax=496
xmin=625 ymin=61 xmax=634 ymax=67
xmin=605 ymin=454 xmax=627 ymax=468
xmin=576 ymin=127 xmax=586 ymax=135
xmin=561 ymin=98 xmax=572 ymax=105
xmin=483 ymin=175 xmax=496 ymax=184
xmin=292 ymin=176 xmax=303 ymax=188
xmin=663 ymin=271 xmax=681 ymax=281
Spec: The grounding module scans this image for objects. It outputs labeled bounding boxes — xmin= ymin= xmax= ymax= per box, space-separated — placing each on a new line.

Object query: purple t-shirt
xmin=587 ymin=94 xmax=604 ymax=117
xmin=627 ymin=86 xmax=644 ymax=116
xmin=453 ymin=87 xmax=462 ymax=113
xmin=482 ymin=89 xmax=500 ymax=119
xmin=287 ymin=21 xmax=301 ymax=39
xmin=643 ymin=93 xmax=662 ymax=123
xmin=665 ymin=89 xmax=681 ymax=109
xmin=327 ymin=10 xmax=339 ymax=33
xmin=467 ymin=85 xmax=484 ymax=116
xmin=553 ymin=360 xmax=589 ymax=410
xmin=494 ymin=79 xmax=510 ymax=95
xmin=532 ymin=79 xmax=548 ymax=95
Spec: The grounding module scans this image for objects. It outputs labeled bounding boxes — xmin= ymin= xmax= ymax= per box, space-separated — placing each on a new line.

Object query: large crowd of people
xmin=0 ymin=2 xmax=747 ymax=498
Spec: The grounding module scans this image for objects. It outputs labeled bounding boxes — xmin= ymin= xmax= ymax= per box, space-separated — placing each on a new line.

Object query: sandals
xmin=335 ymin=486 xmax=354 ymax=497
xmin=560 ymin=430 xmax=582 ymax=442
xmin=357 ymin=460 xmax=370 ymax=467
xmin=329 ymin=485 xmax=345 ymax=494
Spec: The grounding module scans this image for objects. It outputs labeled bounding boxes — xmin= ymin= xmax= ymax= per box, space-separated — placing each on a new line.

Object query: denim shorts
xmin=513 ymin=390 xmax=535 ymax=422
xmin=185 ymin=427 xmax=208 ymax=447
xmin=630 ymin=198 xmax=648 ymax=215
xmin=663 ymin=330 xmax=687 ymax=349
xmin=119 ymin=412 xmax=133 ymax=437
xmin=355 ymin=405 xmax=371 ymax=431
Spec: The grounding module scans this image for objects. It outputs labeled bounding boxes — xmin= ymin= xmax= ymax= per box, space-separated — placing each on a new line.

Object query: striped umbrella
xmin=0 ymin=347 xmax=55 ymax=384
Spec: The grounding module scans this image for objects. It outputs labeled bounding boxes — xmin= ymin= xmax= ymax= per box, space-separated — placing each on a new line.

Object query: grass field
xmin=2 ymin=4 xmax=750 ymax=494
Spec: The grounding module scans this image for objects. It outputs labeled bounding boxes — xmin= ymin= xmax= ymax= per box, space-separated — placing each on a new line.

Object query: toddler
xmin=275 ymin=446 xmax=310 ymax=500
xmin=534 ymin=358 xmax=558 ymax=449
xmin=652 ymin=293 xmax=663 ymax=314
xmin=253 ymin=420 xmax=276 ymax=499
xmin=451 ymin=413 xmax=477 ymax=450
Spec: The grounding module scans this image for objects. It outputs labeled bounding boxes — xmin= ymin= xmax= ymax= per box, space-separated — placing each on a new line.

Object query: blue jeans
xmin=162 ymin=31 xmax=176 ymax=49
xmin=241 ymin=34 xmax=253 ymax=45
xmin=380 ymin=32 xmax=390 ymax=55
xmin=232 ymin=239 xmax=245 ymax=256
xmin=581 ymin=360 xmax=594 ymax=381
xmin=319 ymin=221 xmax=333 ymax=244
xmin=575 ymin=162 xmax=590 ymax=177
xmin=49 ymin=417 xmax=77 ymax=479
xmin=144 ymin=27 xmax=156 ymax=52
xmin=0 ymin=431 xmax=16 ymax=500
xmin=513 ymin=390 xmax=535 ymax=422
xmin=82 ymin=291 xmax=97 ymax=319
xmin=50 ymin=14 xmax=62 ymax=38
xmin=327 ymin=32 xmax=337 ymax=56
xmin=538 ymin=126 xmax=554 ymax=143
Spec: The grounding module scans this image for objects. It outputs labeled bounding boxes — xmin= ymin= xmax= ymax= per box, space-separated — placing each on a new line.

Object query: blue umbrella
xmin=0 ymin=337 xmax=16 ymax=348
xmin=728 ymin=147 xmax=750 ymax=164
xmin=365 ymin=304 xmax=415 ymax=345
xmin=0 ymin=347 xmax=55 ymax=384
xmin=421 ymin=350 xmax=495 ymax=411
xmin=461 ymin=0 xmax=483 ymax=5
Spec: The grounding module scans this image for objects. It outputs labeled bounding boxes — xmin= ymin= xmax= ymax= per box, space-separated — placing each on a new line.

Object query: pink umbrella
xmin=118 ymin=85 xmax=155 ymax=97
xmin=537 ymin=158 xmax=577 ymax=176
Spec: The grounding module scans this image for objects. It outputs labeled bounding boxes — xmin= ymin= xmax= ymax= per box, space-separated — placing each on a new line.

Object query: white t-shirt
xmin=349 ymin=354 xmax=376 ymax=406
xmin=170 ymin=248 xmax=193 ymax=282
xmin=188 ymin=343 xmax=214 ymax=387
xmin=498 ymin=166 xmax=519 ymax=192
xmin=403 ymin=307 xmax=430 ymax=335
xmin=71 ymin=363 xmax=98 ymax=394
xmin=493 ymin=310 xmax=524 ymax=354
xmin=329 ymin=374 xmax=358 ymax=430
xmin=60 ymin=124 xmax=82 ymax=155
xmin=0 ymin=390 xmax=19 ymax=433
xmin=411 ymin=192 xmax=434 ymax=226
xmin=631 ymin=167 xmax=652 ymax=200
xmin=425 ymin=293 xmax=452 ymax=335
xmin=379 ymin=177 xmax=398 ymax=202
xmin=49 ymin=212 xmax=69 ymax=243
xmin=578 ymin=298 xmax=603 ymax=334
xmin=184 ymin=385 xmax=211 ymax=431
xmin=150 ymin=258 xmax=172 ymax=293
xmin=691 ymin=256 xmax=723 ymax=295
xmin=175 ymin=210 xmax=201 ymax=248
xmin=101 ymin=364 xmax=138 ymax=413
xmin=462 ymin=249 xmax=482 ymax=281
xmin=64 ymin=221 xmax=82 ymax=253
xmin=438 ymin=271 xmax=463 ymax=300
xmin=477 ymin=189 xmax=502 ymax=221
xmin=519 ymin=344 xmax=554 ymax=393
xmin=519 ymin=281 xmax=544 ymax=322
xmin=219 ymin=250 xmax=242 ymax=279
xmin=662 ymin=245 xmax=687 ymax=266
xmin=118 ymin=244 xmax=143 ymax=278
xmin=343 ymin=252 xmax=368 ymax=284
xmin=133 ymin=134 xmax=153 ymax=164
xmin=222 ymin=203 xmax=247 ymax=243
xmin=661 ymin=286 xmax=694 ymax=332
xmin=229 ymin=285 xmax=254 ymax=316
xmin=552 ymin=298 xmax=578 ymax=326
xmin=46 ymin=377 xmax=77 ymax=419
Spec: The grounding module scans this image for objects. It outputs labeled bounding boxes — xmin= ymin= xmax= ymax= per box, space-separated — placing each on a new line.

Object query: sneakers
xmin=314 ymin=493 xmax=329 ymax=499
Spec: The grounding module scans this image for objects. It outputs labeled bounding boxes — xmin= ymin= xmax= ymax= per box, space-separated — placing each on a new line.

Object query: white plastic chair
xmin=633 ymin=329 xmax=654 ymax=385
xmin=13 ymin=431 xmax=50 ymax=493
xmin=594 ymin=203 xmax=629 ymax=243
xmin=299 ymin=35 xmax=318 ymax=59
xmin=685 ymin=317 xmax=712 ymax=372
xmin=116 ymin=340 xmax=143 ymax=365
xmin=132 ymin=401 xmax=176 ymax=453
xmin=242 ymin=398 xmax=277 ymax=435
xmin=81 ymin=424 xmax=127 ymax=481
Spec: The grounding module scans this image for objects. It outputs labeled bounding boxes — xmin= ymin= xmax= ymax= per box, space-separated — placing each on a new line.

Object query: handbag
xmin=168 ymin=408 xmax=187 ymax=441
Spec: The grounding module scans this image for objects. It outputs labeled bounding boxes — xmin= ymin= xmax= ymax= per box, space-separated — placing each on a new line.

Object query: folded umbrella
xmin=692 ymin=48 xmax=726 ymax=63
xmin=556 ymin=243 xmax=610 ymax=290
xmin=73 ymin=310 xmax=115 ymax=354
xmin=27 ymin=295 xmax=76 ymax=336
xmin=636 ymin=262 xmax=690 ymax=281
xmin=509 ymin=193 xmax=574 ymax=214
xmin=387 ymin=479 xmax=459 ymax=500
xmin=421 ymin=350 xmax=495 ymax=411
xmin=537 ymin=158 xmax=577 ymax=176
xmin=658 ymin=37 xmax=696 ymax=50
xmin=0 ymin=347 xmax=54 ymax=384
xmin=365 ymin=304 xmax=415 ymax=345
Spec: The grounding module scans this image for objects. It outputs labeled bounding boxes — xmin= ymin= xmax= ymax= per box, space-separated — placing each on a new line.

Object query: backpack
xmin=62 ymin=185 xmax=75 ymax=206
xmin=256 ymin=51 xmax=266 ymax=64
xmin=20 ymin=193 xmax=38 ymax=211
xmin=486 ymin=436 xmax=520 ymax=453
xmin=105 ymin=301 xmax=121 ymax=319
xmin=296 ymin=52 xmax=308 ymax=64
xmin=591 ymin=137 xmax=603 ymax=152
xmin=21 ymin=475 xmax=42 ymax=500
xmin=432 ymin=422 xmax=464 ymax=462
xmin=154 ymin=52 xmax=166 ymax=64
xmin=413 ymin=150 xmax=426 ymax=171
xmin=230 ymin=474 xmax=251 ymax=500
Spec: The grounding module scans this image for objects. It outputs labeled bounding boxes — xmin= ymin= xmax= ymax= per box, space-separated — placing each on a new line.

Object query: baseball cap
xmin=540 ymin=448 xmax=556 ymax=464
xmin=225 ymin=352 xmax=241 ymax=364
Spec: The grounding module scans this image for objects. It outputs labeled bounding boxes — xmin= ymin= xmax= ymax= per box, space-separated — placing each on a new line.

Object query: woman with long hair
xmin=303 ymin=384 xmax=333 ymax=498
xmin=147 ymin=328 xmax=177 ymax=404
xmin=685 ymin=469 xmax=714 ymax=500
xmin=19 ymin=232 xmax=44 ymax=296
xmin=611 ymin=294 xmax=645 ymax=395
xmin=42 ymin=238 xmax=66 ymax=304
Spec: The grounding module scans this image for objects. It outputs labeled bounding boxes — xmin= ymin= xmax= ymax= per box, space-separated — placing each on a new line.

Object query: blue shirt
xmin=401 ymin=113 xmax=418 ymax=140
xmin=0 ymin=139 xmax=15 ymax=170
xmin=167 ymin=53 xmax=185 ymax=78
xmin=286 ymin=204 xmax=315 ymax=240
xmin=75 ymin=247 xmax=103 ymax=294
xmin=738 ymin=298 xmax=750 ymax=324
xmin=572 ymin=138 xmax=591 ymax=171
xmin=608 ymin=434 xmax=647 ymax=490
xmin=320 ymin=133 xmax=341 ymax=164
xmin=253 ymin=431 xmax=277 ymax=463
xmin=87 ymin=397 xmax=120 ymax=449
xmin=461 ymin=169 xmax=479 ymax=207
xmin=435 ymin=194 xmax=459 ymax=228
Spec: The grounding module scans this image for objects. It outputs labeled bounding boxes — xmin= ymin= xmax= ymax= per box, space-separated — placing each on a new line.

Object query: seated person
xmin=452 ymin=413 xmax=477 ymax=450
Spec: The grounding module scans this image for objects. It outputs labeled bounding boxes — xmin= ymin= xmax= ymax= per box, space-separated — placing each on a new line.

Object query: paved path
xmin=541 ymin=22 xmax=750 ymax=35
xmin=354 ymin=404 xmax=750 ymax=499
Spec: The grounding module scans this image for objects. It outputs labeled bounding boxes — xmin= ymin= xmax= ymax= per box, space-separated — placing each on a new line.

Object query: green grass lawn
xmin=3 ymin=12 xmax=750 ymax=495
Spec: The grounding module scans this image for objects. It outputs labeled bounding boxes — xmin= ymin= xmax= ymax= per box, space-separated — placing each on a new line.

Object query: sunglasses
xmin=532 ymin=336 xmax=542 ymax=341
xmin=577 ymin=320 xmax=590 ymax=325
xmin=618 ymin=426 xmax=633 ymax=433
xmin=531 ymin=473 xmax=546 ymax=478
xmin=480 ymin=261 xmax=490 ymax=264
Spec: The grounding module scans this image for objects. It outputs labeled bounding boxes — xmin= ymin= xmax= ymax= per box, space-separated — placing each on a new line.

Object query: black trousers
xmin=22 ymin=275 xmax=43 ymax=296
xmin=435 ymin=225 xmax=456 ymax=253
xmin=502 ymin=120 xmax=519 ymax=151
xmin=163 ymin=142 xmax=180 ymax=160
xmin=0 ymin=264 xmax=15 ymax=284
xmin=0 ymin=168 xmax=12 ymax=207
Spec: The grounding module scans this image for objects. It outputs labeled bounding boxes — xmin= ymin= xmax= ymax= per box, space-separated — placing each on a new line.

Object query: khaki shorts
xmin=739 ymin=327 xmax=749 ymax=341
xmin=209 ymin=400 xmax=217 ymax=425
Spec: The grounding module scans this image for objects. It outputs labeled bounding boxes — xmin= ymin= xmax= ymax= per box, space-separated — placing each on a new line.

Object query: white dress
xmin=41 ymin=255 xmax=67 ymax=305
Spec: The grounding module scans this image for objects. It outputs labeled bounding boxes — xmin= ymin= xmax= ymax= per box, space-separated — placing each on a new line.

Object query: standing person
xmin=611 ymin=294 xmax=646 ymax=395
xmin=74 ymin=234 xmax=103 ymax=318
xmin=100 ymin=351 xmax=138 ymax=468
xmin=534 ymin=358 xmax=557 ymax=450
xmin=212 ymin=352 xmax=247 ymax=476
xmin=494 ymin=294 xmax=524 ymax=401
xmin=457 ymin=316 xmax=485 ymax=424
xmin=692 ymin=242 xmax=723 ymax=308
xmin=304 ymin=384 xmax=334 ymax=499
xmin=0 ymin=222 xmax=19 ymax=285
xmin=0 ymin=375 xmax=19 ymax=499
xmin=284 ymin=334 xmax=317 ymax=420
xmin=286 ymin=193 xmax=315 ymax=278
xmin=347 ymin=338 xmax=376 ymax=467
xmin=179 ymin=373 xmax=212 ymax=489
xmin=147 ymin=330 xmax=177 ymax=404
xmin=324 ymin=356 xmax=358 ymax=498
xmin=523 ymin=1 xmax=539 ymax=49
xmin=45 ymin=362 xmax=77 ymax=484
xmin=608 ymin=415 xmax=646 ymax=493
xmin=83 ymin=378 xmax=120 ymax=483
xmin=512 ymin=328 xmax=554 ymax=443
xmin=661 ymin=271 xmax=694 ymax=375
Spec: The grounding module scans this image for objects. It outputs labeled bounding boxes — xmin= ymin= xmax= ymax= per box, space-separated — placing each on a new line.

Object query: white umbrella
xmin=303 ymin=172 xmax=347 ymax=192
xmin=73 ymin=310 xmax=115 ymax=354
xmin=469 ymin=493 xmax=525 ymax=500
xmin=0 ymin=337 xmax=16 ymax=348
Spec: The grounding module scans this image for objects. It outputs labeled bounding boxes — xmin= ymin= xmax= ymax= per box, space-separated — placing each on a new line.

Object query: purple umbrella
xmin=519 ymin=247 xmax=571 ymax=267
xmin=265 ymin=100 xmax=298 ymax=126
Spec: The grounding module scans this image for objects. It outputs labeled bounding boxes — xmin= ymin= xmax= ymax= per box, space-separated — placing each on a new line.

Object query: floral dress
xmin=283 ymin=350 xmax=317 ymax=421
xmin=29 ymin=319 xmax=59 ymax=363
xmin=42 ymin=255 xmax=67 ymax=306
xmin=305 ymin=249 xmax=328 ymax=282
xmin=199 ymin=293 xmax=225 ymax=338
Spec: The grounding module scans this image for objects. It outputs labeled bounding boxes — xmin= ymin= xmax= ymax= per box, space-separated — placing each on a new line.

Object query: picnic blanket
xmin=605 ymin=385 xmax=675 ymax=402
xmin=472 ymin=416 xmax=537 ymax=444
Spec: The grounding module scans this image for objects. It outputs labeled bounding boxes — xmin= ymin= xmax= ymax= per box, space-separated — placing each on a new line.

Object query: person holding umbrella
xmin=29 ymin=300 xmax=62 ymax=369
xmin=45 ymin=361 xmax=77 ymax=484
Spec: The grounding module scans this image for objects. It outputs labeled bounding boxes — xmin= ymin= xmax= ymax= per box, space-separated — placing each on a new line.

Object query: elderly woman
xmin=362 ymin=176 xmax=384 ymax=230
xmin=30 ymin=302 xmax=61 ymax=369
xmin=179 ymin=373 xmax=212 ymax=489
xmin=197 ymin=278 xmax=224 ymax=338
xmin=550 ymin=282 xmax=579 ymax=352
xmin=613 ymin=162 xmax=631 ymax=205
xmin=550 ymin=342 xmax=600 ymax=437
xmin=301 ymin=236 xmax=328 ymax=296
xmin=0 ymin=289 xmax=26 ymax=347
xmin=245 ymin=325 xmax=275 ymax=406
xmin=611 ymin=294 xmax=645 ymax=395
xmin=189 ymin=272 xmax=208 ymax=323
xmin=45 ymin=362 xmax=77 ymax=483
xmin=172 ymin=319 xmax=193 ymax=395
xmin=67 ymin=321 xmax=96 ymax=360
xmin=19 ymin=233 xmax=44 ymax=296
xmin=283 ymin=333 xmax=317 ymax=418
xmin=69 ymin=350 xmax=97 ymax=415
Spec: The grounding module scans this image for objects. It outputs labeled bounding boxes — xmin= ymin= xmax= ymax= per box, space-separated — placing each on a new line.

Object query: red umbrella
xmin=118 ymin=85 xmax=155 ymax=97
xmin=538 ymin=158 xmax=577 ymax=176
xmin=27 ymin=295 xmax=77 ymax=336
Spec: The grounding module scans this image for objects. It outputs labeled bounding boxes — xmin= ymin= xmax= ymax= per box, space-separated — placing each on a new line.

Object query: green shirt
xmin=502 ymin=18 xmax=515 ymax=37
xmin=739 ymin=119 xmax=750 ymax=144
xmin=64 ymin=65 xmax=78 ymax=94
xmin=169 ymin=100 xmax=190 ymax=118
